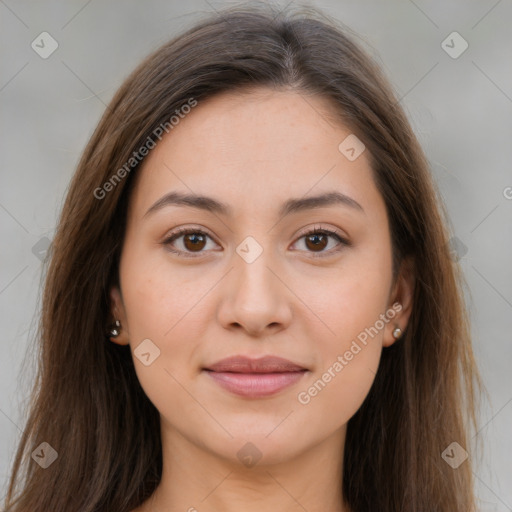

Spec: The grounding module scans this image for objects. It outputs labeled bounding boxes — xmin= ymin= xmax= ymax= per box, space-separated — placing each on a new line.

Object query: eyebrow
xmin=144 ymin=190 xmax=365 ymax=219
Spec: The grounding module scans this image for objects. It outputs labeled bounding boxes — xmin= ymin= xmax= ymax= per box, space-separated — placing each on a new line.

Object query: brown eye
xmin=163 ymin=228 xmax=217 ymax=257
xmin=182 ymin=232 xmax=207 ymax=252
xmin=294 ymin=227 xmax=350 ymax=257
xmin=304 ymin=232 xmax=329 ymax=252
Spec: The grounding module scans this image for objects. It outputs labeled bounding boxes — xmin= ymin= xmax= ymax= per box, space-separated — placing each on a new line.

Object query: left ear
xmin=383 ymin=256 xmax=415 ymax=348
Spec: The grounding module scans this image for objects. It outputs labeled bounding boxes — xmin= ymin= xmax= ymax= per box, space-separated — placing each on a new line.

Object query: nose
xmin=216 ymin=245 xmax=293 ymax=337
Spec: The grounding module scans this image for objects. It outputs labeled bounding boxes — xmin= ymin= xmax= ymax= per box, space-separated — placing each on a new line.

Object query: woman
xmin=3 ymin=3 xmax=483 ymax=511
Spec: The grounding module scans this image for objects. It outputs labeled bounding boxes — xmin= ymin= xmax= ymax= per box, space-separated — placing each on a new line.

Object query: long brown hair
xmin=3 ymin=3 xmax=483 ymax=511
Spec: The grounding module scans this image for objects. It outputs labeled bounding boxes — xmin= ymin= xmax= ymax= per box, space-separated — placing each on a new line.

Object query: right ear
xmin=108 ymin=286 xmax=130 ymax=346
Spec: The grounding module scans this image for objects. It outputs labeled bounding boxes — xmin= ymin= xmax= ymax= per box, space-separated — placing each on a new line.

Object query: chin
xmin=198 ymin=425 xmax=312 ymax=468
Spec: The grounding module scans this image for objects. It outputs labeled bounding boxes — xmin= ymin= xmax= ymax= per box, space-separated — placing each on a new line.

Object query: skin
xmin=110 ymin=87 xmax=414 ymax=512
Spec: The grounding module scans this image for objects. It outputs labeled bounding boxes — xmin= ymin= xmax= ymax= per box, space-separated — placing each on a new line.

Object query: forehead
xmin=128 ymin=87 xmax=382 ymax=222
xmin=171 ymin=87 xmax=346 ymax=153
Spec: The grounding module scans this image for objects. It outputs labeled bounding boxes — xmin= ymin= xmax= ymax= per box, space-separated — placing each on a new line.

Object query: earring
xmin=392 ymin=326 xmax=402 ymax=339
xmin=108 ymin=320 xmax=121 ymax=338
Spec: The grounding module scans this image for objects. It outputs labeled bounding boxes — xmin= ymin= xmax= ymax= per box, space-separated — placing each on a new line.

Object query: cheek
xmin=295 ymin=286 xmax=386 ymax=431
xmin=120 ymin=243 xmax=207 ymax=339
xmin=299 ymin=238 xmax=393 ymax=346
xmin=295 ymin=348 xmax=380 ymax=437
xmin=119 ymin=259 xmax=210 ymax=422
xmin=119 ymin=248 xmax=213 ymax=398
xmin=293 ymin=241 xmax=391 ymax=417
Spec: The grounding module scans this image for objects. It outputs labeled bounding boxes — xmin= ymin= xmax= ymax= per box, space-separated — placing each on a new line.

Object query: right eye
xmin=162 ymin=227 xmax=220 ymax=257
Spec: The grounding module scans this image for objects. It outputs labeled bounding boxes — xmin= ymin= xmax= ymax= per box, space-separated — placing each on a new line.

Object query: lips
xmin=204 ymin=355 xmax=307 ymax=373
xmin=203 ymin=355 xmax=308 ymax=398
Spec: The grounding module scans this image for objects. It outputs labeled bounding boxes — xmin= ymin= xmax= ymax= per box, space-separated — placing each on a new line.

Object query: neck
xmin=149 ymin=423 xmax=348 ymax=512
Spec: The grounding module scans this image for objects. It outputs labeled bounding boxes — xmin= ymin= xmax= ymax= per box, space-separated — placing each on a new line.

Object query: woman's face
xmin=111 ymin=87 xmax=413 ymax=467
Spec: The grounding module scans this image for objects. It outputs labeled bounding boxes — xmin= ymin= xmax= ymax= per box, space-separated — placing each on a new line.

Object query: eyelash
xmin=162 ymin=225 xmax=350 ymax=259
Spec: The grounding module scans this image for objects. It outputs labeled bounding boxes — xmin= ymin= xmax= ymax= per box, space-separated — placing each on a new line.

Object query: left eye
xmin=162 ymin=227 xmax=349 ymax=258
xmin=292 ymin=228 xmax=349 ymax=256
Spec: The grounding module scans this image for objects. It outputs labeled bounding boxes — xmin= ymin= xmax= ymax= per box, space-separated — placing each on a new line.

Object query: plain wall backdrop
xmin=1 ymin=0 xmax=511 ymax=509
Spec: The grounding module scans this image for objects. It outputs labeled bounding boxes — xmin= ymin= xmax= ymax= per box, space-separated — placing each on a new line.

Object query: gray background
xmin=1 ymin=0 xmax=511 ymax=509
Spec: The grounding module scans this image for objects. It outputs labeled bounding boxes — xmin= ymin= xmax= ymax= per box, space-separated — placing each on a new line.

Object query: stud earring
xmin=108 ymin=320 xmax=121 ymax=338
xmin=392 ymin=326 xmax=402 ymax=339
